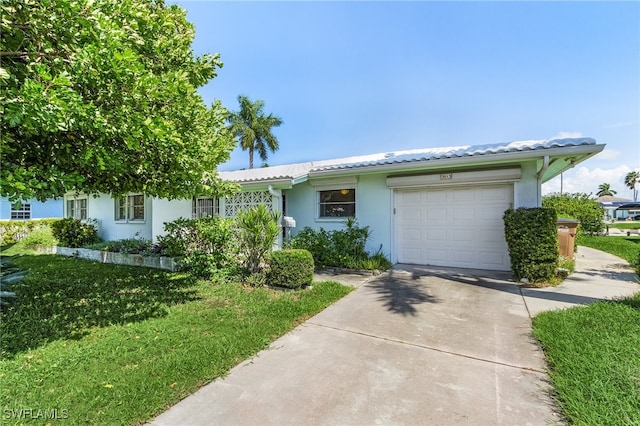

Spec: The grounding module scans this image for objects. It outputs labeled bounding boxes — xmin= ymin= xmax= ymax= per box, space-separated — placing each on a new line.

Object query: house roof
xmin=597 ymin=195 xmax=632 ymax=205
xmin=219 ymin=137 xmax=604 ymax=187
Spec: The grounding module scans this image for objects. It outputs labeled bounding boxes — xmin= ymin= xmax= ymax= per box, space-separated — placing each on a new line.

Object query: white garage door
xmin=395 ymin=185 xmax=513 ymax=271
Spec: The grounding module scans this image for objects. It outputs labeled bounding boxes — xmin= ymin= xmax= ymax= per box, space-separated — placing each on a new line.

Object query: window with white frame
xmin=66 ymin=197 xmax=87 ymax=220
xmin=192 ymin=197 xmax=219 ymax=218
xmin=115 ymin=194 xmax=145 ymax=222
xmin=10 ymin=203 xmax=31 ymax=220
xmin=318 ymin=189 xmax=356 ymax=218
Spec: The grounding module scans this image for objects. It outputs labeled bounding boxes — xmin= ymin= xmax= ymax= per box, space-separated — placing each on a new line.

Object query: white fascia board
xmin=308 ymin=144 xmax=606 ymax=179
xmin=387 ymin=168 xmax=521 ymax=189
xmin=236 ymin=179 xmax=294 ymax=191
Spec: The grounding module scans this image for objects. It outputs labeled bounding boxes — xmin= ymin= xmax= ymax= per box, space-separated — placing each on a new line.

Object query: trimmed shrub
xmin=504 ymin=207 xmax=559 ymax=283
xmin=266 ymin=249 xmax=314 ymax=289
xmin=158 ymin=216 xmax=236 ymax=278
xmin=51 ymin=218 xmax=100 ymax=248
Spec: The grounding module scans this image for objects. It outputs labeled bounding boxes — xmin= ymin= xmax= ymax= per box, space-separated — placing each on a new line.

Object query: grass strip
xmin=533 ymin=294 xmax=640 ymax=424
xmin=0 ymin=252 xmax=352 ymax=425
xmin=578 ymin=235 xmax=640 ymax=264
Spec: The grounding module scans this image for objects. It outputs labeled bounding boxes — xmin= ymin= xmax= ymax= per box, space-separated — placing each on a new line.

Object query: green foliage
xmin=631 ymin=252 xmax=640 ymax=277
xmin=266 ymin=249 xmax=314 ymax=289
xmin=228 ymin=95 xmax=283 ymax=169
xmin=542 ymin=193 xmax=605 ymax=236
xmin=0 ymin=218 xmax=61 ymax=245
xmin=0 ymin=250 xmax=351 ymax=424
xmin=533 ymin=294 xmax=640 ymax=424
xmin=1 ymin=0 xmax=236 ymax=202
xmin=235 ymin=205 xmax=280 ymax=274
xmin=50 ymin=218 xmax=100 ymax=248
xmin=158 ymin=216 xmax=236 ymax=278
xmin=20 ymin=225 xmax=58 ymax=248
xmin=81 ymin=235 xmax=161 ymax=256
xmin=624 ymin=171 xmax=639 ymax=201
xmin=578 ymin=235 xmax=640 ymax=265
xmin=289 ymin=218 xmax=390 ymax=270
xmin=503 ymin=208 xmax=559 ymax=282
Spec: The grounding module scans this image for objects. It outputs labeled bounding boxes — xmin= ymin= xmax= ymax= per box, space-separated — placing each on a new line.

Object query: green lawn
xmin=608 ymin=222 xmax=640 ymax=230
xmin=533 ymin=236 xmax=640 ymax=424
xmin=0 ymin=249 xmax=351 ymax=425
xmin=579 ymin=235 xmax=640 ymax=264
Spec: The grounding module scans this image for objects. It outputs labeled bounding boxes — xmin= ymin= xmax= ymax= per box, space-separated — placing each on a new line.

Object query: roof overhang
xmin=307 ymin=144 xmax=606 ymax=180
xmin=538 ymin=144 xmax=606 ymax=183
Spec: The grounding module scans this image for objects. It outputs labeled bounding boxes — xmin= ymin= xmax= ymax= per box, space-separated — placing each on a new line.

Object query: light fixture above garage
xmin=340 ymin=189 xmax=349 ymax=195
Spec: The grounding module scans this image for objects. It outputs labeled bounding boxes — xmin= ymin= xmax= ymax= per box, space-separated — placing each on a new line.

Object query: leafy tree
xmin=596 ymin=183 xmax=616 ymax=197
xmin=542 ymin=193 xmax=605 ymax=236
xmin=227 ymin=95 xmax=282 ymax=169
xmin=1 ymin=0 xmax=236 ymax=202
xmin=624 ymin=171 xmax=639 ymax=201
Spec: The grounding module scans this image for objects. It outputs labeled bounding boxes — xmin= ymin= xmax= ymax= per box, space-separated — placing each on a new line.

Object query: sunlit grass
xmin=0 ymin=250 xmax=351 ymax=424
xmin=533 ymin=236 xmax=640 ymax=424
xmin=533 ymin=294 xmax=640 ymax=424
xmin=578 ymin=235 xmax=640 ymax=264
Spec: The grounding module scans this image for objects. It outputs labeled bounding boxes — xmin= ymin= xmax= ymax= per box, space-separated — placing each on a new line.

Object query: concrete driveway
xmin=152 ymin=265 xmax=563 ymax=425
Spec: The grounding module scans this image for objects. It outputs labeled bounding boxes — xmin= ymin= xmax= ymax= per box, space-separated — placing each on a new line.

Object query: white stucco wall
xmin=513 ymin=161 xmax=540 ymax=208
xmin=83 ymin=194 xmax=153 ymax=242
xmin=151 ymin=198 xmax=192 ymax=242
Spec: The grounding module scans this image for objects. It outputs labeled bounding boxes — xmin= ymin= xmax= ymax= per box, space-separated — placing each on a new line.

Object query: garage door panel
xmin=479 ymin=186 xmax=509 ymax=200
xmin=395 ymin=185 xmax=512 ymax=271
xmin=426 ymin=229 xmax=447 ymax=241
xmin=426 ymin=190 xmax=447 ymax=202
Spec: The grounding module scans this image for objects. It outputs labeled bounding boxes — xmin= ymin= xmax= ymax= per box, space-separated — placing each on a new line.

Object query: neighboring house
xmin=0 ymin=197 xmax=63 ymax=220
xmin=596 ymin=195 xmax=632 ymax=221
xmin=74 ymin=137 xmax=604 ymax=271
xmin=614 ymin=202 xmax=640 ymax=221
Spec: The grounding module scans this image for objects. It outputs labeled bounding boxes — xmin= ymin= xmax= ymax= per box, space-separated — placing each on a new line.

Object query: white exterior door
xmin=394 ymin=185 xmax=513 ymax=271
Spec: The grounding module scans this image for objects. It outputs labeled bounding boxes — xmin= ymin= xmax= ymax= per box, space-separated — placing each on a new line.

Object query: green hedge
xmin=503 ymin=207 xmax=559 ymax=283
xmin=542 ymin=193 xmax=604 ymax=236
xmin=266 ymin=249 xmax=314 ymax=289
xmin=0 ymin=219 xmax=61 ymax=245
xmin=51 ymin=218 xmax=100 ymax=248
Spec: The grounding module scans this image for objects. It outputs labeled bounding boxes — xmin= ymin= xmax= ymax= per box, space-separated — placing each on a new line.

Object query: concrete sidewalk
xmin=150 ymin=247 xmax=639 ymax=426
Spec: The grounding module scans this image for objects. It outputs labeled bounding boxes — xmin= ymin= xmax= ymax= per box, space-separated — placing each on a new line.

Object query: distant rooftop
xmin=219 ymin=137 xmax=599 ymax=184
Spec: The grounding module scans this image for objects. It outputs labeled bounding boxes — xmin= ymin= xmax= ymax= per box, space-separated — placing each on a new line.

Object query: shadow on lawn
xmin=0 ymin=254 xmax=199 ymax=359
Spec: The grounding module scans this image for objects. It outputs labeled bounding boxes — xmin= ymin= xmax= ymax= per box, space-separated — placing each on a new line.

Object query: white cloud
xmin=594 ymin=148 xmax=621 ymax=161
xmin=543 ymin=165 xmax=639 ymax=198
xmin=549 ymin=131 xmax=583 ymax=139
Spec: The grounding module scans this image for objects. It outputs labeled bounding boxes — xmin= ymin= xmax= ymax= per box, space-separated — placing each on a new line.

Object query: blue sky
xmin=174 ymin=0 xmax=639 ymax=198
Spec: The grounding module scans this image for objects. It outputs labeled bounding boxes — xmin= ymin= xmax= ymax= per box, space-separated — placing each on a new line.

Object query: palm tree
xmin=227 ymin=95 xmax=283 ymax=169
xmin=596 ymin=183 xmax=616 ymax=197
xmin=624 ymin=171 xmax=639 ymax=201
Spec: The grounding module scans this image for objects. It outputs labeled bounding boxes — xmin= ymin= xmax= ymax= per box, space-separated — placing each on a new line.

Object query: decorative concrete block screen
xmin=224 ymin=191 xmax=273 ymax=218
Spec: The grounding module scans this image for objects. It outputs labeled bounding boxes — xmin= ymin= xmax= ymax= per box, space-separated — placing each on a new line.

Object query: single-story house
xmin=64 ymin=137 xmax=604 ymax=271
xmin=0 ymin=197 xmax=63 ymax=220
xmin=597 ymin=195 xmax=632 ymax=221
xmin=614 ymin=202 xmax=640 ymax=221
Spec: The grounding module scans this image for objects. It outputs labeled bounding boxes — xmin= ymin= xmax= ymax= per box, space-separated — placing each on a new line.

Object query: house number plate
xmin=440 ymin=173 xmax=452 ymax=180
